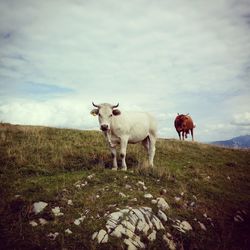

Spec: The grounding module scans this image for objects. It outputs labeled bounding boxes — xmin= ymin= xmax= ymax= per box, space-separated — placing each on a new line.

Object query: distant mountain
xmin=211 ymin=135 xmax=250 ymax=149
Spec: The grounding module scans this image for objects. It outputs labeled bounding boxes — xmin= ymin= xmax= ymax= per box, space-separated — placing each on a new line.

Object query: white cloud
xmin=231 ymin=112 xmax=250 ymax=126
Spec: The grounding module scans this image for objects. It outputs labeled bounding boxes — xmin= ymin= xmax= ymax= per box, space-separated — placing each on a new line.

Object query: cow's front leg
xmin=110 ymin=147 xmax=118 ymax=170
xmin=120 ymin=136 xmax=128 ymax=171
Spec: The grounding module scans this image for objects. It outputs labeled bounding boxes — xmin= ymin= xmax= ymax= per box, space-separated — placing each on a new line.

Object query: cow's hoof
xmin=112 ymin=167 xmax=118 ymax=171
xmin=121 ymin=167 xmax=127 ymax=171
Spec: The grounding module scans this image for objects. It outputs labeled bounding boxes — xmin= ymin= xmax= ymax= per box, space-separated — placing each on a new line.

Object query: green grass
xmin=0 ymin=123 xmax=250 ymax=249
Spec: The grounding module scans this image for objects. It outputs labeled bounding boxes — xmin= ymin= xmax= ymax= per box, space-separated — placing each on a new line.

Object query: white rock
xmin=198 ymin=222 xmax=207 ymax=231
xmin=144 ymin=193 xmax=153 ymax=199
xmin=110 ymin=224 xmax=124 ymax=238
xmin=130 ymin=198 xmax=137 ymax=202
xmin=47 ymin=232 xmax=59 ymax=240
xmin=173 ymin=220 xmax=192 ymax=233
xmin=124 ymin=175 xmax=128 ymax=179
xmin=33 ymin=201 xmax=48 ymax=214
xmin=158 ymin=210 xmax=168 ymax=222
xmin=125 ymin=184 xmax=132 ymax=189
xmin=29 ymin=220 xmax=38 ymax=227
xmin=52 ymin=206 xmax=64 ymax=217
xmin=174 ymin=196 xmax=181 ymax=202
xmin=148 ymin=230 xmax=157 ymax=241
xmin=87 ymin=174 xmax=95 ymax=180
xmin=67 ymin=199 xmax=73 ymax=205
xmin=74 ymin=216 xmax=85 ymax=225
xmin=65 ymin=228 xmax=73 ymax=234
xmin=124 ymin=238 xmax=138 ymax=250
xmin=39 ymin=218 xmax=48 ymax=225
xmin=151 ymin=216 xmax=164 ymax=230
xmin=119 ymin=192 xmax=127 ymax=198
xmin=234 ymin=215 xmax=244 ymax=222
xmin=96 ymin=229 xmax=108 ymax=243
xmin=156 ymin=197 xmax=170 ymax=210
xmin=151 ymin=199 xmax=157 ymax=204
xmin=163 ymin=235 xmax=176 ymax=250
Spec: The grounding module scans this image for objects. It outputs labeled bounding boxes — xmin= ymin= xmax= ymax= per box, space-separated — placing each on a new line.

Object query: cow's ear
xmin=90 ymin=109 xmax=99 ymax=116
xmin=112 ymin=109 xmax=121 ymax=116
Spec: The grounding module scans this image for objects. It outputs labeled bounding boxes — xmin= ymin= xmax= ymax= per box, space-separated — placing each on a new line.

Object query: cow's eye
xmin=109 ymin=114 xmax=113 ymax=117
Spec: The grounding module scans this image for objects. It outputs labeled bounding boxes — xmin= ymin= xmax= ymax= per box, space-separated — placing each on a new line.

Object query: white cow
xmin=91 ymin=102 xmax=157 ymax=171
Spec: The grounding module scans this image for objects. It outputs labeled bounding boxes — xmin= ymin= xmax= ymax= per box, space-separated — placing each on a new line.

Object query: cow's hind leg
xmin=142 ymin=136 xmax=150 ymax=152
xmin=148 ymin=134 xmax=156 ymax=167
xmin=190 ymin=128 xmax=194 ymax=141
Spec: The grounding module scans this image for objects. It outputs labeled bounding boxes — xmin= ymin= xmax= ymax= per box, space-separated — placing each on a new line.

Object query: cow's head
xmin=91 ymin=102 xmax=121 ymax=132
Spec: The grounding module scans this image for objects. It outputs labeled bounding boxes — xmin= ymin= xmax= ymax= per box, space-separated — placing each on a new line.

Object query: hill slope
xmin=212 ymin=135 xmax=250 ymax=149
xmin=0 ymin=123 xmax=250 ymax=249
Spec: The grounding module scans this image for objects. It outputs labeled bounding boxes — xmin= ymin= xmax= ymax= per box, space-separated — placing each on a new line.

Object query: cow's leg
xmin=190 ymin=128 xmax=194 ymax=141
xmin=142 ymin=136 xmax=150 ymax=152
xmin=182 ymin=131 xmax=185 ymax=140
xmin=120 ymin=137 xmax=128 ymax=171
xmin=110 ymin=147 xmax=118 ymax=170
xmin=148 ymin=135 xmax=156 ymax=167
xmin=177 ymin=131 xmax=181 ymax=140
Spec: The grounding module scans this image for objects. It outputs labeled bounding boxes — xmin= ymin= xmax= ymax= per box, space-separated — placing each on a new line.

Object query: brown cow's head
xmin=175 ymin=114 xmax=189 ymax=131
xmin=90 ymin=102 xmax=121 ymax=132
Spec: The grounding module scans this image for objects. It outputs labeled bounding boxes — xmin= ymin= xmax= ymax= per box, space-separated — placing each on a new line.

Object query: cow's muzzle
xmin=100 ymin=124 xmax=109 ymax=131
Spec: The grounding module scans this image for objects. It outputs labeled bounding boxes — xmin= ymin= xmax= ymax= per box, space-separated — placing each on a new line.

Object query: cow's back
xmin=186 ymin=116 xmax=194 ymax=129
xmin=111 ymin=111 xmax=157 ymax=143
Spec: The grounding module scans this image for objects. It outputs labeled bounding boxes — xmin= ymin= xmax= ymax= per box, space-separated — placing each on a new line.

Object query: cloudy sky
xmin=0 ymin=0 xmax=250 ymax=142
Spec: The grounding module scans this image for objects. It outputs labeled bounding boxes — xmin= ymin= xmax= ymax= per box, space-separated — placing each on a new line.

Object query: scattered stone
xmin=234 ymin=215 xmax=244 ymax=222
xmin=96 ymin=195 xmax=100 ymax=199
xmin=47 ymin=232 xmax=59 ymax=240
xmin=104 ymin=207 xmax=165 ymax=248
xmin=81 ymin=181 xmax=88 ymax=187
xmin=93 ymin=229 xmax=109 ymax=243
xmin=173 ymin=220 xmax=192 ymax=233
xmin=74 ymin=216 xmax=85 ymax=225
xmin=137 ymin=181 xmax=147 ymax=190
xmin=174 ymin=196 xmax=181 ymax=202
xmin=192 ymin=195 xmax=198 ymax=200
xmin=227 ymin=176 xmax=231 ymax=180
xmin=180 ymin=192 xmax=184 ymax=196
xmin=65 ymin=228 xmax=73 ymax=234
xmin=163 ymin=234 xmax=176 ymax=250
xmin=198 ymin=222 xmax=207 ymax=231
xmin=190 ymin=201 xmax=195 ymax=207
xmin=39 ymin=218 xmax=48 ymax=225
xmin=151 ymin=199 xmax=157 ymax=204
xmin=52 ymin=207 xmax=64 ymax=217
xmin=124 ymin=175 xmax=128 ymax=179
xmin=158 ymin=210 xmax=168 ymax=222
xmin=29 ymin=220 xmax=38 ymax=227
xmin=125 ymin=184 xmax=132 ymax=189
xmin=14 ymin=194 xmax=21 ymax=198
xmin=144 ymin=193 xmax=153 ymax=199
xmin=148 ymin=230 xmax=157 ymax=241
xmin=156 ymin=197 xmax=170 ymax=210
xmin=87 ymin=174 xmax=95 ymax=180
xmin=67 ymin=200 xmax=73 ymax=206
xmin=33 ymin=201 xmax=48 ymax=215
xmin=130 ymin=198 xmax=137 ymax=202
xmin=119 ymin=192 xmax=127 ymax=198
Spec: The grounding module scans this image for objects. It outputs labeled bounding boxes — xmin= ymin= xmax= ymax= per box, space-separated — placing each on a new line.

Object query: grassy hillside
xmin=0 ymin=123 xmax=250 ymax=249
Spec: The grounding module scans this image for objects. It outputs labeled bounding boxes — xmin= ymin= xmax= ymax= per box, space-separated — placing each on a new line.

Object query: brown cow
xmin=174 ymin=113 xmax=195 ymax=141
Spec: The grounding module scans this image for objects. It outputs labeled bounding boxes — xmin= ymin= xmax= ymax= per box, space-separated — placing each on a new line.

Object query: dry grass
xmin=0 ymin=123 xmax=250 ymax=249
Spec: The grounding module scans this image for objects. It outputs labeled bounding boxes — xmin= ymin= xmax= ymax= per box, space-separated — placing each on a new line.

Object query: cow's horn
xmin=112 ymin=103 xmax=119 ymax=109
xmin=92 ymin=102 xmax=100 ymax=108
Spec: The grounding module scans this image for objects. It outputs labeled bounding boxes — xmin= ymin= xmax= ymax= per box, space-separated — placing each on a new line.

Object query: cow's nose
xmin=101 ymin=124 xmax=109 ymax=131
